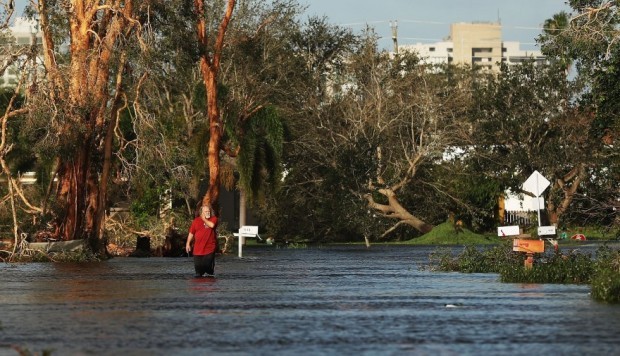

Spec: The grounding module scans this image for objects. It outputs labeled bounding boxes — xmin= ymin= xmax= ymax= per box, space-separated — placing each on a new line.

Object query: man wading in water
xmin=186 ymin=205 xmax=219 ymax=278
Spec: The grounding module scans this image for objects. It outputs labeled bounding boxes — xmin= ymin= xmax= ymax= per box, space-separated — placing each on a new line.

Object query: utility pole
xmin=390 ymin=20 xmax=398 ymax=54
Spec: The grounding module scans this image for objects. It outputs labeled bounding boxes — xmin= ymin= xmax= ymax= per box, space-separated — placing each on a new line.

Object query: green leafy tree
xmin=259 ymin=17 xmax=361 ymax=242
xmin=539 ymin=2 xmax=619 ymax=228
xmin=469 ymin=61 xmax=605 ymax=227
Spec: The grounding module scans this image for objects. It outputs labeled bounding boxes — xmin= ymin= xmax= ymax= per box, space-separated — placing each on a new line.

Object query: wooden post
xmin=524 ymin=253 xmax=534 ymax=269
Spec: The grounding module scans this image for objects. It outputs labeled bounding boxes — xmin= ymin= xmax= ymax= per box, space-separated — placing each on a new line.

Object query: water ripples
xmin=1 ymin=245 xmax=619 ymax=355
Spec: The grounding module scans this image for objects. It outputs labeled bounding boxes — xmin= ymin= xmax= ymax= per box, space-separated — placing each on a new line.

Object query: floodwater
xmin=1 ymin=245 xmax=619 ymax=355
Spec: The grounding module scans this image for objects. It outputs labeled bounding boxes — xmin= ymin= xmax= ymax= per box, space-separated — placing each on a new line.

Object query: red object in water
xmin=571 ymin=234 xmax=587 ymax=241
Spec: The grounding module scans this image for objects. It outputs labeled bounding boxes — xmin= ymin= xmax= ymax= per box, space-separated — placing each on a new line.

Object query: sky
xmin=300 ymin=0 xmax=571 ymax=50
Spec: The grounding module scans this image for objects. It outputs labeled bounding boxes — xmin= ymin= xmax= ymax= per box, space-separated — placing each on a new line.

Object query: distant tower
xmin=390 ymin=20 xmax=398 ymax=54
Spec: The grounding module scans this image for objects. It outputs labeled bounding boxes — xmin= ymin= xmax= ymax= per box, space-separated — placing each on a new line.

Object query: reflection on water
xmin=1 ymin=245 xmax=620 ymax=355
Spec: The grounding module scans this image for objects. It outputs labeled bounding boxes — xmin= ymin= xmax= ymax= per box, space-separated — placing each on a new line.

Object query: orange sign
xmin=512 ymin=239 xmax=545 ymax=253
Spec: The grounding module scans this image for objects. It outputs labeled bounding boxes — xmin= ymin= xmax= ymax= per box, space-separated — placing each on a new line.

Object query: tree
xmin=258 ymin=16 xmax=361 ymax=242
xmin=288 ymin=37 xmax=473 ymax=242
xmin=541 ymin=11 xmax=572 ymax=72
xmin=469 ymin=61 xmax=602 ymax=227
xmin=215 ymin=0 xmax=301 ymax=226
xmin=0 ymin=3 xmax=37 ymax=251
xmin=538 ymin=1 xmax=619 ymax=228
xmin=352 ymin=58 xmax=473 ymax=238
xmin=194 ymin=0 xmax=236 ymax=211
xmin=25 ymin=0 xmax=142 ymax=255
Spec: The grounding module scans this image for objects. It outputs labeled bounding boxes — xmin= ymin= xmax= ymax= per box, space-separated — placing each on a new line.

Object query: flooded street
xmin=1 ymin=245 xmax=620 ymax=355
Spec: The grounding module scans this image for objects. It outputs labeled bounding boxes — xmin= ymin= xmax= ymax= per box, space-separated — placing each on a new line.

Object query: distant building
xmin=1 ymin=17 xmax=42 ymax=88
xmin=399 ymin=22 xmax=546 ymax=70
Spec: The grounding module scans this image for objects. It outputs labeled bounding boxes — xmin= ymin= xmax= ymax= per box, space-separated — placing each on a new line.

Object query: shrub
xmin=427 ymin=242 xmax=519 ymax=273
xmin=591 ymin=245 xmax=620 ymax=303
xmin=427 ymin=247 xmax=459 ymax=271
xmin=500 ymin=250 xmax=593 ymax=284
xmin=427 ymin=242 xmax=594 ymax=284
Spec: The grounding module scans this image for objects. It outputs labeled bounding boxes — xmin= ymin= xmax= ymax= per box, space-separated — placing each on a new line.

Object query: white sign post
xmin=521 ymin=170 xmax=550 ymax=227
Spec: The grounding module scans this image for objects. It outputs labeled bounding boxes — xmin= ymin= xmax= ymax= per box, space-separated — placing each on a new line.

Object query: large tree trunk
xmin=201 ymin=65 xmax=222 ymax=208
xmin=195 ymin=0 xmax=236 ymax=210
xmin=365 ymin=148 xmax=433 ymax=237
xmin=55 ymin=143 xmax=93 ymax=242
xmin=365 ymin=188 xmax=434 ymax=236
xmin=37 ymin=1 xmax=136 ymax=256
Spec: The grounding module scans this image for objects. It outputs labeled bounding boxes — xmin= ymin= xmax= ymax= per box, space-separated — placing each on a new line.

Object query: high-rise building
xmin=399 ymin=22 xmax=546 ymax=70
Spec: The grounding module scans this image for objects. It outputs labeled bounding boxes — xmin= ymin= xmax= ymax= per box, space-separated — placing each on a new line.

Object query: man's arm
xmin=200 ymin=215 xmax=216 ymax=228
xmin=186 ymin=232 xmax=194 ymax=253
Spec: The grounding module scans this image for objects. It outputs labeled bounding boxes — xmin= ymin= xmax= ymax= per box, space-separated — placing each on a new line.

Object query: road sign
xmin=521 ymin=170 xmax=550 ymax=227
xmin=513 ymin=239 xmax=545 ymax=253
xmin=538 ymin=226 xmax=556 ymax=236
xmin=497 ymin=225 xmax=520 ymax=237
xmin=522 ymin=170 xmax=550 ymax=197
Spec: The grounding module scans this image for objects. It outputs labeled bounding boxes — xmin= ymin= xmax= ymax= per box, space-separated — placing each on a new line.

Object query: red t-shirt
xmin=189 ymin=216 xmax=218 ymax=255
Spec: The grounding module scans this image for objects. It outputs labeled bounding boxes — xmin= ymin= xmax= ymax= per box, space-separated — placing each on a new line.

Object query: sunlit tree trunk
xmin=194 ymin=0 xmax=236 ymax=210
xmin=201 ymin=62 xmax=223 ymax=208
xmin=37 ymin=0 xmax=136 ymax=254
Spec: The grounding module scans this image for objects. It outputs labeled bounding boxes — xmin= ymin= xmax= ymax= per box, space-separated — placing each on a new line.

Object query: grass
xmin=403 ymin=221 xmax=499 ymax=245
xmin=560 ymin=226 xmax=619 ymax=241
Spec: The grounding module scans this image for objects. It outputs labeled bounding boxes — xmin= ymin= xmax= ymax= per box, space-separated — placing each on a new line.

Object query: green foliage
xmin=279 ymin=242 xmax=308 ymax=249
xmin=435 ymin=160 xmax=502 ymax=232
xmin=469 ymin=61 xmax=576 ymax=191
xmin=428 ymin=242 xmax=595 ymax=284
xmin=427 ymin=242 xmax=517 ymax=273
xmin=237 ymin=105 xmax=285 ymax=205
xmin=591 ymin=245 xmax=620 ymax=303
xmin=406 ymin=221 xmax=496 ymax=245
xmin=8 ymin=0 xmax=615 ymax=248
xmin=256 ymin=17 xmax=365 ymax=242
xmin=130 ymin=184 xmax=166 ymax=227
xmin=428 ymin=241 xmax=620 ymax=304
xmin=538 ymin=4 xmax=620 ymax=229
xmin=500 ymin=251 xmax=593 ymax=284
xmin=591 ymin=268 xmax=620 ymax=303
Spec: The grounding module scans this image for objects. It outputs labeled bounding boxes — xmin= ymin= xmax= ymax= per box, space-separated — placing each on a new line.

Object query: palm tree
xmin=543 ymin=11 xmax=569 ymax=35
xmin=235 ymin=106 xmax=284 ymax=227
xmin=541 ymin=11 xmax=573 ymax=74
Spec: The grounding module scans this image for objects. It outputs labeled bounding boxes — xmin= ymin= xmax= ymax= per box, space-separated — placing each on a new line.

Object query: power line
xmin=338 ymin=19 xmax=547 ymax=31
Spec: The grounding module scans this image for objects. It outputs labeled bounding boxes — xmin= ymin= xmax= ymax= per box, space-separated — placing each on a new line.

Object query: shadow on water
xmin=1 ymin=245 xmax=620 ymax=355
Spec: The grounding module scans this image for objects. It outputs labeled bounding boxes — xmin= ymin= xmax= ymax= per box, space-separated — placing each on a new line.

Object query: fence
xmin=503 ymin=210 xmax=536 ymax=226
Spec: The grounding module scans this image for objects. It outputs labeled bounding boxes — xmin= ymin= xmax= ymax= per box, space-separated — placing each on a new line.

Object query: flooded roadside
xmin=1 ymin=245 xmax=619 ymax=355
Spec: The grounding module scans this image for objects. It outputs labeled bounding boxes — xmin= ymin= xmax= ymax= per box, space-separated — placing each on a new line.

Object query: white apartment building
xmin=399 ymin=22 xmax=546 ymax=70
xmin=1 ymin=17 xmax=42 ymax=88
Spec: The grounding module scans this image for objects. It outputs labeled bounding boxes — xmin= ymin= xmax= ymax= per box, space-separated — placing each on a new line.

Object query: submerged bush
xmin=500 ymin=250 xmax=593 ymax=284
xmin=591 ymin=246 xmax=620 ymax=303
xmin=427 ymin=243 xmax=620 ymax=303
xmin=427 ymin=241 xmax=519 ymax=273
